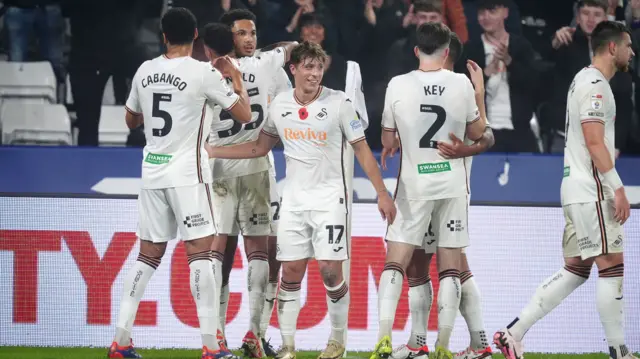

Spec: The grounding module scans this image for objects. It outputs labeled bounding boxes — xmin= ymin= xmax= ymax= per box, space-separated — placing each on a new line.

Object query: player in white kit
xmin=372 ymin=23 xmax=486 ymax=359
xmin=207 ymin=41 xmax=396 ymax=359
xmin=494 ymin=21 xmax=635 ymax=359
xmin=385 ymin=33 xmax=495 ymax=359
xmin=200 ymin=17 xmax=297 ymax=357
xmin=108 ymin=8 xmax=252 ymax=359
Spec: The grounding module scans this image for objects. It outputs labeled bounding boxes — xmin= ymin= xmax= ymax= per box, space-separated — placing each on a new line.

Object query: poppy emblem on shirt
xmin=299 ymin=107 xmax=309 ymax=120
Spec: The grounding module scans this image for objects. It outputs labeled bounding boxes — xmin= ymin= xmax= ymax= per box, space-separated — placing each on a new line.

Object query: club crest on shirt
xmin=350 ymin=118 xmax=362 ymax=130
xmin=315 ymin=108 xmax=328 ymax=121
xmin=591 ymin=94 xmax=603 ymax=110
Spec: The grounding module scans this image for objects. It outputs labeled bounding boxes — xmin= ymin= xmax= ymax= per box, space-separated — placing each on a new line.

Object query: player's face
xmin=415 ymin=11 xmax=442 ymax=27
xmin=300 ymin=23 xmax=325 ymax=45
xmin=477 ymin=6 xmax=507 ymax=33
xmin=614 ymin=33 xmax=634 ymax=72
xmin=290 ymin=57 xmax=324 ymax=93
xmin=232 ymin=19 xmax=257 ymax=57
xmin=577 ymin=6 xmax=606 ymax=35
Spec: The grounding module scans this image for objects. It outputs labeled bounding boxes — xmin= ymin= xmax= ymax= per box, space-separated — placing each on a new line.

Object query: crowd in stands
xmin=0 ymin=0 xmax=639 ymax=154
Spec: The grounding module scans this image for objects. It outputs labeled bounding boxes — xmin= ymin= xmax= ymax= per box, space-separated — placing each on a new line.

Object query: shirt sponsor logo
xmin=144 ymin=153 xmax=172 ymax=165
xmin=350 ymin=118 xmax=363 ymax=130
xmin=591 ymin=94 xmax=603 ymax=110
xmin=283 ymin=128 xmax=327 ymax=143
xmin=417 ymin=161 xmax=451 ymax=174
xmin=563 ymin=166 xmax=570 ymax=177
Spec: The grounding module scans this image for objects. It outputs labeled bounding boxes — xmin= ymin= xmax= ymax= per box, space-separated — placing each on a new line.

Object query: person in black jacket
xmin=463 ymin=0 xmax=540 ymax=152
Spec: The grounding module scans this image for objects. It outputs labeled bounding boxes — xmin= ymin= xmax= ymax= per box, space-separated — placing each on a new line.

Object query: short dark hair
xmin=299 ymin=13 xmax=325 ymax=29
xmin=591 ymin=21 xmax=631 ymax=54
xmin=415 ymin=22 xmax=451 ymax=55
xmin=219 ymin=9 xmax=257 ymax=27
xmin=448 ymin=32 xmax=463 ymax=63
xmin=161 ymin=7 xmax=197 ymax=45
xmin=290 ymin=41 xmax=328 ymax=65
xmin=202 ymin=23 xmax=234 ymax=56
xmin=413 ymin=0 xmax=442 ymax=15
xmin=477 ymin=0 xmax=510 ymax=11
xmin=577 ymin=0 xmax=608 ymax=13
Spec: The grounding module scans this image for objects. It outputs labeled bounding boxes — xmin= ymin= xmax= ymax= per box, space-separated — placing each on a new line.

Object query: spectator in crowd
xmin=266 ymin=0 xmax=337 ymax=47
xmin=65 ymin=0 xmax=148 ymax=146
xmin=551 ymin=0 xmax=633 ymax=156
xmin=463 ymin=0 xmax=522 ymax=40
xmin=463 ymin=0 xmax=540 ymax=152
xmin=4 ymin=0 xmax=65 ymax=89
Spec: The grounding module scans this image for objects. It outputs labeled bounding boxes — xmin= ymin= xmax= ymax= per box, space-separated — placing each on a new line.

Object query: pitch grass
xmin=0 ymin=348 xmax=624 ymax=359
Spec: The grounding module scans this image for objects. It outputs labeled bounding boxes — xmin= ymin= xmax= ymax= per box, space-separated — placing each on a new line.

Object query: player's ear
xmin=194 ymin=28 xmax=199 ymax=41
xmin=443 ymin=47 xmax=450 ymax=61
xmin=162 ymin=33 xmax=168 ymax=45
xmin=413 ymin=46 xmax=420 ymax=59
xmin=289 ymin=63 xmax=297 ymax=76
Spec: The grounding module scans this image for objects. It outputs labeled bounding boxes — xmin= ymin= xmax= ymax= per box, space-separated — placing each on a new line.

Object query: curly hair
xmin=290 ymin=41 xmax=328 ymax=65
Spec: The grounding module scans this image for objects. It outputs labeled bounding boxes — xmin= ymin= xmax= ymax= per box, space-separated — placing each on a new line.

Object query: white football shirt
xmin=382 ymin=69 xmax=479 ymax=200
xmin=263 ymin=87 xmax=366 ymax=211
xmin=267 ymin=67 xmax=293 ymax=177
xmin=561 ymin=66 xmax=616 ymax=205
xmin=126 ymin=55 xmax=239 ymax=189
xmin=208 ymin=47 xmax=286 ymax=179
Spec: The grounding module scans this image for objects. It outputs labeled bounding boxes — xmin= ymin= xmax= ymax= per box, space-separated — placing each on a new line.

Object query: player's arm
xmin=262 ymin=41 xmax=298 ymax=63
xmin=206 ymin=58 xmax=252 ymax=123
xmin=380 ymin=80 xmax=400 ymax=170
xmin=465 ymin=61 xmax=487 ymax=141
xmin=124 ymin=74 xmax=143 ymax=129
xmin=208 ymin=130 xmax=279 ymax=159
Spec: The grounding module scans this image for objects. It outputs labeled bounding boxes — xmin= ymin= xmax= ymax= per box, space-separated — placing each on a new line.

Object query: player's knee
xmin=595 ymin=252 xmax=624 ymax=274
xmin=436 ymin=247 xmax=462 ymax=271
xmin=281 ymin=261 xmax=307 ymax=282
xmin=137 ymin=252 xmax=162 ymax=270
xmin=598 ymin=263 xmax=624 ymax=278
xmin=385 ymin=242 xmax=414 ymax=269
xmin=318 ymin=261 xmax=343 ymax=287
xmin=139 ymin=240 xmax=167 ymax=259
xmin=563 ymin=263 xmax=592 ymax=280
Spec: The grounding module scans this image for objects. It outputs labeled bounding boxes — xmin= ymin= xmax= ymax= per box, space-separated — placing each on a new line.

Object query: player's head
xmin=477 ymin=0 xmax=509 ymax=34
xmin=576 ymin=0 xmax=608 ymax=36
xmin=413 ymin=0 xmax=443 ymax=27
xmin=289 ymin=41 xmax=327 ymax=93
xmin=591 ymin=21 xmax=634 ymax=72
xmin=202 ymin=22 xmax=234 ymax=61
xmin=299 ymin=13 xmax=326 ymax=46
xmin=220 ymin=9 xmax=257 ymax=57
xmin=444 ymin=32 xmax=463 ymax=70
xmin=414 ymin=22 xmax=451 ymax=65
xmin=161 ymin=7 xmax=198 ymax=46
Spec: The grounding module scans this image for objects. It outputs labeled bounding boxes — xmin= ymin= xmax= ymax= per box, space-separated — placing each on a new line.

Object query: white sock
xmin=188 ymin=252 xmax=218 ymax=350
xmin=436 ymin=271 xmax=461 ymax=349
xmin=407 ymin=275 xmax=432 ymax=348
xmin=219 ymin=282 xmax=230 ymax=336
xmin=378 ymin=264 xmax=405 ymax=341
xmin=325 ymin=280 xmax=350 ymax=344
xmin=459 ymin=272 xmax=489 ymax=350
xmin=508 ymin=265 xmax=590 ymax=341
xmin=211 ymin=251 xmax=223 ymax=337
xmin=247 ymin=253 xmax=269 ymax=336
xmin=278 ymin=281 xmax=301 ymax=348
xmin=115 ymin=253 xmax=160 ymax=346
xmin=597 ymin=264 xmax=627 ymax=359
xmin=260 ymin=280 xmax=278 ymax=337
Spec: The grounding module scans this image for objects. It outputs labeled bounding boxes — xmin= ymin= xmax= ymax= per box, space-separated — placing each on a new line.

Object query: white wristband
xmin=603 ymin=168 xmax=624 ymax=191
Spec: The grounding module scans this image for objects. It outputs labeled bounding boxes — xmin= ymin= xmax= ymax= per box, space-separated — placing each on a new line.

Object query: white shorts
xmin=269 ymin=173 xmax=281 ymax=237
xmin=211 ymin=171 xmax=271 ymax=236
xmin=422 ymin=196 xmax=470 ymax=254
xmin=386 ymin=196 xmax=469 ymax=251
xmin=276 ymin=204 xmax=349 ymax=262
xmin=562 ymin=200 xmax=624 ymax=260
xmin=137 ymin=183 xmax=216 ymax=242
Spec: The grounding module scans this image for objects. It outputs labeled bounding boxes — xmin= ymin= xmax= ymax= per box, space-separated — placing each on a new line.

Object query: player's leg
xmin=274 ymin=209 xmax=313 ymax=359
xmin=108 ymin=188 xmax=171 ymax=358
xmin=313 ymin=207 xmax=351 ymax=359
xmin=373 ymin=198 xmax=430 ymax=359
xmin=219 ymin=234 xmax=238 ymax=346
xmin=455 ymin=251 xmax=492 ymax=359
xmin=170 ymin=183 xmax=237 ymax=358
xmin=494 ymin=204 xmax=594 ymax=359
xmin=431 ymin=197 xmax=469 ymax=359
xmin=238 ymin=172 xmax=272 ymax=357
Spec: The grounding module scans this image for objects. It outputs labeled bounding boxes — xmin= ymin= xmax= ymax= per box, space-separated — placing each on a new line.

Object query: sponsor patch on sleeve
xmin=590 ymin=94 xmax=604 ymax=110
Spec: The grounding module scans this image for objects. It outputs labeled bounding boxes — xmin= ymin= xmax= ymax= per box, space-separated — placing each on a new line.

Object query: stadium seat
xmin=0 ymin=100 xmax=72 ymax=145
xmin=0 ymin=61 xmax=57 ymax=102
xmin=65 ymin=75 xmax=116 ymax=106
xmin=99 ymin=105 xmax=129 ymax=146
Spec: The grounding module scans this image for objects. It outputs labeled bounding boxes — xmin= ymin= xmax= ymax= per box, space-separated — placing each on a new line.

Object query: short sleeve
xmin=269 ymin=68 xmax=292 ymax=102
xmin=464 ymin=77 xmax=480 ymax=124
xmin=339 ymin=97 xmax=366 ymax=144
xmin=381 ymin=79 xmax=397 ymax=132
xmin=262 ymin=103 xmax=280 ymax=138
xmin=125 ymin=71 xmax=142 ymax=115
xmin=260 ymin=47 xmax=287 ymax=74
xmin=578 ymin=82 xmax=609 ymax=124
xmin=202 ymin=66 xmax=240 ymax=111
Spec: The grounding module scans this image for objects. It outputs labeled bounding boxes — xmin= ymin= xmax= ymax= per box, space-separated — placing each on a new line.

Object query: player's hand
xmin=438 ymin=133 xmax=467 ymax=159
xmin=552 ymin=26 xmax=575 ymax=49
xmin=467 ymin=60 xmax=485 ymax=94
xmin=213 ymin=56 xmax=240 ymax=79
xmin=377 ymin=191 xmax=397 ymax=224
xmin=204 ymin=142 xmax=215 ymax=159
xmin=380 ymin=138 xmax=400 ymax=170
xmin=613 ymin=188 xmax=631 ymax=224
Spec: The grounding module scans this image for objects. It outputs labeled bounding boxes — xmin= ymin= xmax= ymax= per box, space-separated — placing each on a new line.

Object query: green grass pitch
xmin=0 ymin=348 xmax=626 ymax=359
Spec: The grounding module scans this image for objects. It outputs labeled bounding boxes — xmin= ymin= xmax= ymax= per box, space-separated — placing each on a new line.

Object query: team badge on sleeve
xmin=590 ymin=94 xmax=603 ymax=110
